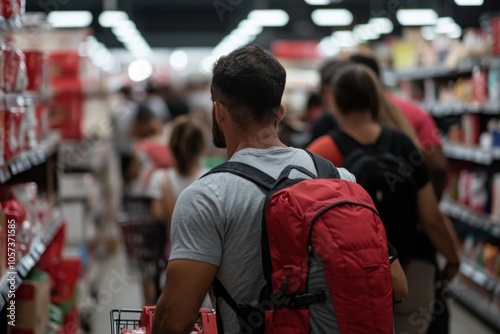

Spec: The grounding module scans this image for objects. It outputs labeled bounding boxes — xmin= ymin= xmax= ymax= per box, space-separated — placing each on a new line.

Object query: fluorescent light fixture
xmin=98 ymin=11 xmax=128 ymax=27
xmin=397 ymin=9 xmax=438 ymax=26
xmin=435 ymin=17 xmax=457 ymax=34
xmin=248 ymin=10 xmax=289 ymax=27
xmin=47 ymin=11 xmax=93 ymax=28
xmin=311 ymin=9 xmax=353 ymax=26
xmin=128 ymin=59 xmax=153 ymax=82
xmin=354 ymin=24 xmax=380 ymax=41
xmin=305 ymin=0 xmax=330 ymax=4
xmin=317 ymin=36 xmax=340 ymax=57
xmin=200 ymin=56 xmax=216 ymax=75
xmin=112 ymin=26 xmax=139 ymax=37
xmin=421 ymin=26 xmax=436 ymax=41
xmin=454 ymin=0 xmax=484 ymax=5
xmin=170 ymin=50 xmax=189 ymax=71
xmin=232 ymin=26 xmax=262 ymax=36
xmin=116 ymin=31 xmax=142 ymax=42
xmin=113 ymin=19 xmax=136 ymax=30
xmin=368 ymin=18 xmax=394 ymax=34
xmin=447 ymin=23 xmax=462 ymax=39
xmin=331 ymin=30 xmax=358 ymax=48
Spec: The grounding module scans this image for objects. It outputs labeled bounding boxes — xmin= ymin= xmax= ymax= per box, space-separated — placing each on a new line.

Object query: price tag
xmin=35 ymin=242 xmax=46 ymax=256
xmin=0 ymin=166 xmax=11 ymax=183
xmin=22 ymin=254 xmax=36 ymax=274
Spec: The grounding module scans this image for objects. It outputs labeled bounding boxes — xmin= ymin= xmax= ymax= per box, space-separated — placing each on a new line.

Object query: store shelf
xmin=396 ymin=56 xmax=500 ymax=81
xmin=459 ymin=261 xmax=500 ymax=293
xmin=441 ymin=198 xmax=500 ymax=238
xmin=0 ymin=213 xmax=63 ymax=310
xmin=442 ymin=142 xmax=500 ymax=165
xmin=422 ymin=101 xmax=500 ymax=117
xmin=0 ymin=133 xmax=60 ymax=184
xmin=449 ymin=282 xmax=500 ymax=332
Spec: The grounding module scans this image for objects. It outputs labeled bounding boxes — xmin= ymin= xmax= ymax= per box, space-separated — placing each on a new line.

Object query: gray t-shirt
xmin=169 ymin=147 xmax=355 ymax=333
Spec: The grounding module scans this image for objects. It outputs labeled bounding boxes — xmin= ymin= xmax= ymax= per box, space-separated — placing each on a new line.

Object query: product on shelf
xmin=0 ymin=193 xmax=28 ymax=269
xmin=472 ymin=66 xmax=488 ymax=103
xmin=3 ymin=99 xmax=25 ymax=161
xmin=0 ymin=105 xmax=4 ymax=165
xmin=492 ymin=17 xmax=500 ymax=56
xmin=2 ymin=42 xmax=28 ymax=93
xmin=12 ymin=183 xmax=41 ymax=236
xmin=461 ymin=114 xmax=480 ymax=147
xmin=23 ymin=98 xmax=37 ymax=150
xmin=469 ymin=171 xmax=488 ymax=214
xmin=492 ymin=173 xmax=500 ymax=223
xmin=489 ymin=67 xmax=500 ymax=102
xmin=0 ymin=0 xmax=25 ymax=31
xmin=24 ymin=50 xmax=48 ymax=93
xmin=11 ymin=268 xmax=51 ymax=334
xmin=458 ymin=170 xmax=471 ymax=207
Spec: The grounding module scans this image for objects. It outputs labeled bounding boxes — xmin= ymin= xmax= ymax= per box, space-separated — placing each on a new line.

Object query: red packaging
xmin=472 ymin=66 xmax=488 ymax=103
xmin=24 ymin=50 xmax=47 ymax=93
xmin=60 ymin=306 xmax=81 ymax=334
xmin=461 ymin=114 xmax=481 ymax=147
xmin=49 ymin=51 xmax=80 ymax=79
xmin=35 ymin=102 xmax=49 ymax=141
xmin=39 ymin=222 xmax=64 ymax=279
xmin=23 ymin=99 xmax=37 ymax=150
xmin=0 ymin=106 xmax=5 ymax=165
xmin=4 ymin=102 xmax=25 ymax=161
xmin=493 ymin=17 xmax=500 ymax=55
xmin=2 ymin=44 xmax=28 ymax=93
xmin=0 ymin=0 xmax=24 ymax=31
xmin=50 ymin=88 xmax=84 ymax=139
xmin=51 ymin=258 xmax=81 ymax=305
xmin=0 ymin=197 xmax=28 ymax=264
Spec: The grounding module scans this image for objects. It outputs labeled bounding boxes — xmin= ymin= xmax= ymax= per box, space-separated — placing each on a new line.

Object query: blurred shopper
xmin=307 ymin=63 xmax=461 ymax=334
xmin=349 ymin=54 xmax=451 ymax=334
xmin=147 ymin=115 xmax=207 ymax=232
xmin=110 ymin=86 xmax=138 ymax=181
xmin=145 ymin=81 xmax=170 ymax=123
xmin=127 ymin=105 xmax=173 ymax=197
xmin=302 ymin=93 xmax=324 ymax=126
xmin=153 ymin=45 xmax=407 ymax=334
xmin=349 ymin=54 xmax=448 ymax=199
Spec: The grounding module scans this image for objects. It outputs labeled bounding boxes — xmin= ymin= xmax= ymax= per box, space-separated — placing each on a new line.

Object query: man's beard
xmin=212 ymin=108 xmax=226 ymax=148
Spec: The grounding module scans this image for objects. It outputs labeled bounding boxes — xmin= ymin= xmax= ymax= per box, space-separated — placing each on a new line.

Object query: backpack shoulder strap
xmin=305 ymin=150 xmax=340 ymax=179
xmin=201 ymin=161 xmax=276 ymax=191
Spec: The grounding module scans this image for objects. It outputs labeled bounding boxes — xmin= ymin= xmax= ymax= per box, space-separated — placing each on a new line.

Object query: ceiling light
xmin=248 ymin=10 xmax=289 ymax=27
xmin=435 ymin=17 xmax=457 ymax=34
xmin=447 ymin=23 xmax=462 ymax=39
xmin=317 ymin=36 xmax=340 ymax=57
xmin=396 ymin=9 xmax=438 ymax=26
xmin=305 ymin=0 xmax=330 ymax=4
xmin=232 ymin=26 xmax=262 ymax=36
xmin=98 ymin=11 xmax=128 ymax=27
xmin=128 ymin=59 xmax=153 ymax=82
xmin=354 ymin=24 xmax=380 ymax=41
xmin=454 ymin=0 xmax=484 ymax=5
xmin=112 ymin=26 xmax=139 ymax=37
xmin=116 ymin=31 xmax=142 ymax=42
xmin=368 ymin=18 xmax=394 ymax=34
xmin=311 ymin=9 xmax=353 ymax=26
xmin=170 ymin=50 xmax=189 ymax=71
xmin=200 ymin=56 xmax=216 ymax=75
xmin=47 ymin=11 xmax=93 ymax=28
xmin=332 ymin=30 xmax=358 ymax=48
xmin=421 ymin=26 xmax=436 ymax=41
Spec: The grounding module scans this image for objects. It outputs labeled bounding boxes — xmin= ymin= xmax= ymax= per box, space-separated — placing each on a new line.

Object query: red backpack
xmin=204 ymin=152 xmax=394 ymax=334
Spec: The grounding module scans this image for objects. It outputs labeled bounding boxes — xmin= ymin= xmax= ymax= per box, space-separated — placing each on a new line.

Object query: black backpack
xmin=331 ymin=128 xmax=418 ymax=265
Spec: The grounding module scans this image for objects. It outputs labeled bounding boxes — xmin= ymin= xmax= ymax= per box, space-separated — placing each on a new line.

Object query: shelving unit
xmin=0 ymin=213 xmax=63 ymax=310
xmin=441 ymin=198 xmax=500 ymax=238
xmin=449 ymin=282 xmax=500 ymax=332
xmin=459 ymin=261 xmax=500 ymax=293
xmin=442 ymin=141 xmax=500 ymax=165
xmin=421 ymin=101 xmax=500 ymax=117
xmin=0 ymin=133 xmax=60 ymax=184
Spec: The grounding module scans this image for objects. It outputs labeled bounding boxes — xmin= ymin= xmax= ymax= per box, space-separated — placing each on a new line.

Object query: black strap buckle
xmin=288 ymin=290 xmax=326 ymax=308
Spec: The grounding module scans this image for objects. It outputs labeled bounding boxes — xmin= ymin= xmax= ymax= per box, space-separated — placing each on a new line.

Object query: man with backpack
xmin=152 ymin=45 xmax=407 ymax=334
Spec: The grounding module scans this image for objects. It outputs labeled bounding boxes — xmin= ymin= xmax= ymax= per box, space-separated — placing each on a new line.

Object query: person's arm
xmin=417 ymin=183 xmax=461 ymax=281
xmin=423 ymin=145 xmax=448 ymax=200
xmin=153 ymin=181 xmax=224 ymax=334
xmin=391 ymin=259 xmax=408 ymax=301
xmin=153 ymin=260 xmax=217 ymax=334
xmin=162 ymin=173 xmax=177 ymax=237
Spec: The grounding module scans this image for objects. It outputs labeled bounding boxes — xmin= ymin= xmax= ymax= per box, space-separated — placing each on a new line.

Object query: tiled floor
xmin=90 ymin=246 xmax=498 ymax=334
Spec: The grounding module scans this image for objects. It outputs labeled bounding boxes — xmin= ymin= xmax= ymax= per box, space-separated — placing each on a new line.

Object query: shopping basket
xmin=110 ymin=307 xmax=218 ymax=334
xmin=117 ymin=196 xmax=167 ymax=281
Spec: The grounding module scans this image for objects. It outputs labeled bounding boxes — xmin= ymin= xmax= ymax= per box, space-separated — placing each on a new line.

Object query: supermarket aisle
xmin=91 ymin=245 xmax=144 ymax=334
xmin=449 ymin=303 xmax=496 ymax=334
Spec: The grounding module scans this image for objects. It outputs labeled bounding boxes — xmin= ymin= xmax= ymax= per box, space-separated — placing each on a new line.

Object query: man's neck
xmin=226 ymin=126 xmax=287 ymax=159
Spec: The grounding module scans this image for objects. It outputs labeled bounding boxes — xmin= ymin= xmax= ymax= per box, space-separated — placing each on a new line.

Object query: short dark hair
xmin=211 ymin=45 xmax=286 ymax=128
xmin=330 ymin=63 xmax=382 ymax=120
xmin=306 ymin=93 xmax=323 ymax=109
xmin=349 ymin=54 xmax=381 ymax=79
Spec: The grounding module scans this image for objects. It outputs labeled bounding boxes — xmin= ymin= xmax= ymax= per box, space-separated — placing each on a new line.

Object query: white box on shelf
xmin=59 ymin=173 xmax=95 ymax=200
xmin=61 ymin=201 xmax=85 ymax=245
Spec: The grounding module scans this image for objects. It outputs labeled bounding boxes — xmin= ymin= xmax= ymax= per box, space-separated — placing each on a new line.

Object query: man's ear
xmin=277 ymin=104 xmax=286 ymax=124
xmin=214 ymin=101 xmax=227 ymax=123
